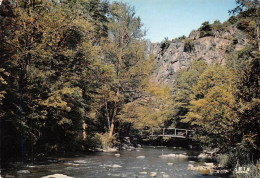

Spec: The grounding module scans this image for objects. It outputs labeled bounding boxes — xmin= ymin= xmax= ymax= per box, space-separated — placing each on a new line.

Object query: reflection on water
xmin=3 ymin=147 xmax=224 ymax=178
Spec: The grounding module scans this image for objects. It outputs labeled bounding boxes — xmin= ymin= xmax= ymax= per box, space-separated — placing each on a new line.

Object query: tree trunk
xmin=105 ymin=99 xmax=111 ymax=130
xmin=109 ymin=119 xmax=114 ymax=138
xmin=82 ymin=121 xmax=87 ymax=140
xmin=109 ymin=105 xmax=118 ymax=138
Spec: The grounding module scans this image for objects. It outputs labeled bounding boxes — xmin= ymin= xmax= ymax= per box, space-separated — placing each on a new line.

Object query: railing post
xmin=186 ymin=130 xmax=188 ymax=137
xmin=163 ymin=128 xmax=165 ymax=136
xmin=151 ymin=128 xmax=154 ymax=136
xmin=175 ymin=128 xmax=176 ymax=135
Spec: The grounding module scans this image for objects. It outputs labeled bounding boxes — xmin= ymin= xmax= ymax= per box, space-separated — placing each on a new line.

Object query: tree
xmin=199 ymin=21 xmax=213 ymax=37
xmin=60 ymin=0 xmax=109 ymax=43
xmin=119 ymin=79 xmax=171 ymax=132
xmin=227 ymin=46 xmax=260 ymax=162
xmin=0 ymin=0 xmax=109 ymax=157
xmin=183 ymin=65 xmax=239 ymax=151
xmin=170 ymin=59 xmax=208 ymax=128
xmin=96 ymin=2 xmax=147 ymax=138
xmin=230 ymin=0 xmax=260 ymax=51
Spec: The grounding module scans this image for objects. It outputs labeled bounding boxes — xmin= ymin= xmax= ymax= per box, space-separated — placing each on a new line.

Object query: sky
xmin=110 ymin=0 xmax=237 ymax=43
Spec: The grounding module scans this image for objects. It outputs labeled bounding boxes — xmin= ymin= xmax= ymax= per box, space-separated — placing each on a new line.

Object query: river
xmin=2 ymin=147 xmax=227 ymax=178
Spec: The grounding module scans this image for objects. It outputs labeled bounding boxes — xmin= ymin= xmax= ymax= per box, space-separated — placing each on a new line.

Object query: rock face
xmin=148 ymin=25 xmax=248 ymax=84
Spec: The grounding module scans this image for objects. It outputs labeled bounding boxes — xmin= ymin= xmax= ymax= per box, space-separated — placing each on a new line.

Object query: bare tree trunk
xmin=82 ymin=121 xmax=87 ymax=140
xmin=105 ymin=98 xmax=111 ymax=130
xmin=109 ymin=106 xmax=118 ymax=137
xmin=109 ymin=120 xmax=115 ymax=137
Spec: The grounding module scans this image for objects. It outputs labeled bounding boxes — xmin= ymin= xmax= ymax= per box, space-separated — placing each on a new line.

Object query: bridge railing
xmin=141 ymin=128 xmax=193 ymax=138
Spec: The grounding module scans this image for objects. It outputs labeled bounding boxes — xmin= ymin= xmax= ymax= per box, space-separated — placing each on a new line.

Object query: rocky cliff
xmin=149 ymin=24 xmax=249 ymax=84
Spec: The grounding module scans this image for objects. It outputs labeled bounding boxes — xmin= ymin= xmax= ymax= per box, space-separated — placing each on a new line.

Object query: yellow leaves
xmin=182 ymin=63 xmax=241 ymax=142
xmin=193 ymin=64 xmax=235 ymax=97
xmin=58 ymin=117 xmax=72 ymax=125
xmin=119 ymin=100 xmax=165 ymax=129
xmin=0 ymin=68 xmax=10 ymax=103
xmin=0 ymin=68 xmax=10 ymax=85
xmin=41 ymin=94 xmax=70 ymax=111
xmin=183 ymin=112 xmax=202 ymax=124
xmin=40 ymin=87 xmax=82 ymax=112
xmin=146 ymin=83 xmax=170 ymax=99
xmin=119 ymin=80 xmax=174 ymax=129
xmin=190 ymin=98 xmax=207 ymax=108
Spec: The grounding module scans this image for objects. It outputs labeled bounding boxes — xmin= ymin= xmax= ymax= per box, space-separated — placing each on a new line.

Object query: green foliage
xmin=183 ymin=65 xmax=239 ymax=150
xmin=0 ymin=0 xmax=114 ymax=158
xmin=161 ymin=37 xmax=171 ymax=54
xmin=180 ymin=43 xmax=259 ymax=164
xmin=229 ymin=0 xmax=260 ymax=51
xmin=237 ymin=19 xmax=250 ymax=30
xmin=119 ymin=83 xmax=171 ymax=130
xmin=228 ymin=16 xmax=239 ymax=24
xmin=199 ymin=21 xmax=213 ymax=37
xmin=169 ymin=59 xmax=208 ymax=128
xmin=212 ymin=20 xmax=224 ymax=31
xmin=92 ymin=1 xmax=150 ymax=138
xmin=219 ymin=149 xmax=250 ymax=169
xmin=184 ymin=38 xmax=194 ymax=52
xmin=94 ymin=133 xmax=118 ymax=149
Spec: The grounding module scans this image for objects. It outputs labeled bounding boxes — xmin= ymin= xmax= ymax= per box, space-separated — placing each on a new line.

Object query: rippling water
xmin=2 ymin=147 xmax=225 ymax=178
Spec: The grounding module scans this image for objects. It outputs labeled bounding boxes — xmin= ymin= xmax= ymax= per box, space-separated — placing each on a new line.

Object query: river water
xmin=2 ymin=147 xmax=225 ymax=178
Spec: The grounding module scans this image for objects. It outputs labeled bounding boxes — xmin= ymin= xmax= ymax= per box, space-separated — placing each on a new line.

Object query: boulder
xmin=115 ymin=154 xmax=120 ymax=157
xmin=111 ymin=164 xmax=122 ymax=168
xmin=160 ymin=153 xmax=188 ymax=158
xmin=17 ymin=170 xmax=30 ymax=174
xmin=103 ymin=147 xmax=118 ymax=152
xmin=136 ymin=156 xmax=145 ymax=159
xmin=139 ymin=172 xmax=148 ymax=175
xmin=150 ymin=172 xmax=157 ymax=177
xmin=41 ymin=174 xmax=73 ymax=178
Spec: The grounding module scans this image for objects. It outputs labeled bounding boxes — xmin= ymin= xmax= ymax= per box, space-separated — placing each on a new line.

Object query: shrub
xmin=228 ymin=16 xmax=238 ymax=24
xmin=199 ymin=21 xmax=213 ymax=37
xmin=237 ymin=20 xmax=249 ymax=30
xmin=184 ymin=38 xmax=194 ymax=52
xmin=219 ymin=148 xmax=251 ymax=169
xmin=161 ymin=37 xmax=171 ymax=54
xmin=94 ymin=133 xmax=119 ymax=149
xmin=233 ymin=38 xmax=239 ymax=45
xmin=212 ymin=20 xmax=223 ymax=30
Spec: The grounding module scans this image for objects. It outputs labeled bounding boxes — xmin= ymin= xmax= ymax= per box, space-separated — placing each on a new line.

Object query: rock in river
xmin=139 ymin=172 xmax=148 ymax=175
xmin=136 ymin=156 xmax=145 ymax=159
xmin=41 ymin=174 xmax=73 ymax=178
xmin=150 ymin=172 xmax=157 ymax=177
xmin=17 ymin=170 xmax=30 ymax=174
xmin=112 ymin=164 xmax=122 ymax=168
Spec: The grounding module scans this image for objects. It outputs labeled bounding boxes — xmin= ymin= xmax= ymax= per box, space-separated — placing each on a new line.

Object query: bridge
xmin=141 ymin=128 xmax=193 ymax=139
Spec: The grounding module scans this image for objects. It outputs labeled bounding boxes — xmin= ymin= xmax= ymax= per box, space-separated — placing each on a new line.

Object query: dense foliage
xmin=171 ymin=1 xmax=260 ymax=167
xmin=0 ymin=0 xmax=156 ymax=162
